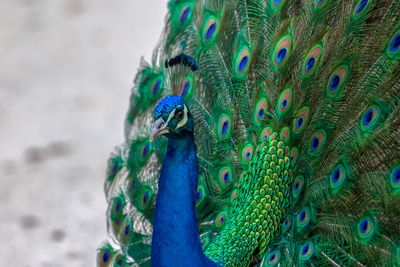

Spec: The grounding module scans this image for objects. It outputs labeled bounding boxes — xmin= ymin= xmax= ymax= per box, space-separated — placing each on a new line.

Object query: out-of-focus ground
xmin=0 ymin=1 xmax=166 ymax=266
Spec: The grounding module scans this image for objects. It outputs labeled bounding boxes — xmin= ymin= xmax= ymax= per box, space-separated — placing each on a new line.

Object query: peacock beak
xmin=150 ymin=117 xmax=169 ymax=142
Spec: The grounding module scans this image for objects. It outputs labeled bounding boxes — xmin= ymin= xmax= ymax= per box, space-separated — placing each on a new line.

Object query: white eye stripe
xmin=165 ymin=108 xmax=176 ymax=125
xmin=176 ymin=105 xmax=188 ymax=129
xmin=164 ymin=105 xmax=188 ymax=129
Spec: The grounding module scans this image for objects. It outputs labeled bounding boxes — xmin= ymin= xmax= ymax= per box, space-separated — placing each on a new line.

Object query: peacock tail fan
xmin=99 ymin=0 xmax=400 ymax=266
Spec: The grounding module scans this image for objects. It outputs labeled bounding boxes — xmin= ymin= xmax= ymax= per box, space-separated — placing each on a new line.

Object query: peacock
xmin=97 ymin=0 xmax=400 ymax=266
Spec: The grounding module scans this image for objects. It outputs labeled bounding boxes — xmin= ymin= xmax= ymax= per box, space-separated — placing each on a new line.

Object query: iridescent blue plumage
xmin=154 ymin=96 xmax=185 ymax=120
xmin=151 ymin=96 xmax=220 ymax=267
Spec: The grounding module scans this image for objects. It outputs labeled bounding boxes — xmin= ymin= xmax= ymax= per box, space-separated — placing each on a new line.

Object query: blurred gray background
xmin=0 ymin=1 xmax=166 ymax=266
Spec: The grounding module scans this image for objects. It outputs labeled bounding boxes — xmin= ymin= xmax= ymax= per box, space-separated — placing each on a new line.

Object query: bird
xmin=97 ymin=0 xmax=400 ymax=266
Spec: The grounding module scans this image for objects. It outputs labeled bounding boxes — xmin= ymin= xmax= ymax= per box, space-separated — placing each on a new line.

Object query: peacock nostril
xmin=158 ymin=122 xmax=164 ymax=129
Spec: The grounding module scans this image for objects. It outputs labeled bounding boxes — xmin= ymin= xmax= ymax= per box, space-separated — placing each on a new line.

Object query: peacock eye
xmin=175 ymin=110 xmax=184 ymax=120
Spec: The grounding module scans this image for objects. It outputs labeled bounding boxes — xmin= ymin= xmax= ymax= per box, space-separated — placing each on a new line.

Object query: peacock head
xmin=150 ymin=96 xmax=194 ymax=141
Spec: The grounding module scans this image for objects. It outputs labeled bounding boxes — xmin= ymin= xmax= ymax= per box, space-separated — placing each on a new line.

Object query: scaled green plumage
xmin=99 ymin=0 xmax=400 ymax=266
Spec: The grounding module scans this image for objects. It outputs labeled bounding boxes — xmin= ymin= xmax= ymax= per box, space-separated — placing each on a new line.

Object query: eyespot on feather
xmin=292 ymin=175 xmax=304 ymax=199
xmin=241 ymin=144 xmax=254 ymax=164
xmin=278 ymin=88 xmax=292 ymax=115
xmin=260 ymin=126 xmax=273 ymax=142
xmin=215 ymin=212 xmax=227 ymax=228
xmin=330 ymin=164 xmax=347 ymax=192
xmin=180 ymin=76 xmax=193 ymax=98
xmin=234 ymin=46 xmax=251 ymax=76
xmin=119 ymin=217 xmax=133 ymax=244
xmin=314 ymin=0 xmax=327 ymax=8
xmin=202 ymin=16 xmax=219 ymax=44
xmin=353 ymin=0 xmax=371 ymax=18
xmin=387 ymin=31 xmax=400 ymax=58
xmin=360 ymin=105 xmax=381 ymax=132
xmin=283 ymin=215 xmax=292 ymax=232
xmin=271 ymin=0 xmax=285 ymax=10
xmin=137 ymin=189 xmax=151 ymax=211
xmin=357 ymin=217 xmax=375 ymax=241
xmin=266 ymin=250 xmax=280 ymax=266
xmin=108 ymin=156 xmax=122 ymax=181
xmin=195 ymin=185 xmax=205 ymax=206
xmin=280 ymin=127 xmax=290 ymax=143
xmin=254 ymin=98 xmax=268 ymax=125
xmin=218 ymin=166 xmax=232 ymax=187
xmin=309 ymin=130 xmax=327 ymax=153
xmin=217 ymin=114 xmax=231 ymax=140
xmin=327 ymin=65 xmax=349 ymax=96
xmin=150 ymin=77 xmax=163 ymax=98
xmin=272 ymin=35 xmax=292 ymax=68
xmin=299 ymin=241 xmax=314 ymax=260
xmin=297 ymin=206 xmax=311 ymax=228
xmin=98 ymin=246 xmax=114 ymax=267
xmin=303 ymin=45 xmax=322 ymax=76
xmin=293 ymin=107 xmax=309 ymax=134
xmin=111 ymin=196 xmax=125 ymax=220
xmin=178 ymin=4 xmax=193 ymax=25
xmin=138 ymin=141 xmax=152 ymax=163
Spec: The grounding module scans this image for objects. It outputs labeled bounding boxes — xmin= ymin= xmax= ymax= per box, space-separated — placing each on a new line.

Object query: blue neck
xmin=151 ymin=134 xmax=218 ymax=267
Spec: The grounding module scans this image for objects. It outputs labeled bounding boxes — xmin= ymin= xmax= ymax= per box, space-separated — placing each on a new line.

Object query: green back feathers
xmin=99 ymin=0 xmax=400 ymax=266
